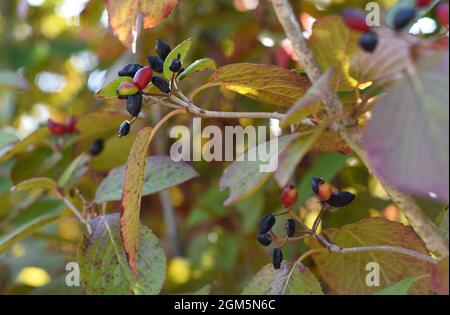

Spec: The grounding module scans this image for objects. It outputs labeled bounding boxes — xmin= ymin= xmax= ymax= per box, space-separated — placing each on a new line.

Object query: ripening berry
xmin=169 ymin=54 xmax=182 ymax=73
xmin=156 ymin=39 xmax=172 ymax=61
xmin=436 ymin=3 xmax=449 ymax=26
xmin=285 ymin=219 xmax=296 ymax=237
xmin=257 ymin=233 xmax=272 ymax=246
xmin=416 ymin=0 xmax=433 ymax=8
xmin=133 ymin=66 xmax=153 ymax=90
xmin=341 ymin=8 xmax=370 ymax=33
xmin=325 ymin=191 xmax=356 ymax=208
xmin=89 ymin=139 xmax=104 ymax=156
xmin=151 ymin=76 xmax=171 ymax=93
xmin=318 ymin=181 xmax=333 ymax=202
xmin=359 ymin=31 xmax=379 ymax=53
xmin=65 ymin=116 xmax=77 ymax=134
xmin=47 ymin=119 xmax=66 ymax=136
xmin=280 ymin=184 xmax=298 ymax=208
xmin=272 ymin=248 xmax=283 ymax=270
xmin=118 ymin=63 xmax=143 ymax=77
xmin=118 ymin=120 xmax=131 ymax=137
xmin=147 ymin=55 xmax=164 ymax=73
xmin=126 ymin=92 xmax=142 ymax=117
xmin=116 ymin=81 xmax=139 ymax=98
xmin=258 ymin=214 xmax=276 ymax=234
xmin=393 ymin=7 xmax=417 ymax=31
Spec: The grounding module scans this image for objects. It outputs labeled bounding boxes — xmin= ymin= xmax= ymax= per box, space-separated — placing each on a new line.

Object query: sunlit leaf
xmin=178 ymin=58 xmax=217 ymax=80
xmin=435 ymin=207 xmax=449 ymax=242
xmin=307 ymin=218 xmax=434 ymax=294
xmin=105 ymin=0 xmax=178 ymax=49
xmin=163 ymin=38 xmax=192 ymax=79
xmin=95 ymin=76 xmax=133 ymax=99
xmin=95 ymin=155 xmax=198 ymax=203
xmin=364 ymin=51 xmax=449 ymax=202
xmin=78 ymin=214 xmax=166 ymax=294
xmin=11 ymin=177 xmax=57 ymax=193
xmin=372 ymin=277 xmax=416 ymax=295
xmin=0 ymin=128 xmax=49 ymax=164
xmin=242 ymin=261 xmax=324 ymax=295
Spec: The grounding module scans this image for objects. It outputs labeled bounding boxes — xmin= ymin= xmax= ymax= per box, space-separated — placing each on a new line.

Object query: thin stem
xmin=56 ymin=191 xmax=91 ymax=234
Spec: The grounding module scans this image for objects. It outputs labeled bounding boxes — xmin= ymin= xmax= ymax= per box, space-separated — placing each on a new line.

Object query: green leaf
xmin=120 ymin=127 xmax=153 ymax=274
xmin=364 ymin=51 xmax=449 ymax=203
xmin=95 ymin=155 xmax=198 ymax=203
xmin=163 ymin=38 xmax=192 ymax=79
xmin=78 ymin=214 xmax=166 ymax=295
xmin=281 ymin=69 xmax=333 ymax=128
xmin=431 ymin=257 xmax=449 ymax=295
xmin=12 ymin=177 xmax=57 ymax=193
xmin=242 ymin=262 xmax=324 ymax=295
xmin=196 ymin=63 xmax=311 ymax=107
xmin=105 ymin=0 xmax=178 ymax=49
xmin=372 ymin=277 xmax=416 ymax=295
xmin=0 ymin=214 xmax=60 ymax=254
xmin=95 ymin=76 xmax=133 ymax=99
xmin=435 ymin=207 xmax=449 ymax=242
xmin=57 ymin=153 xmax=90 ymax=188
xmin=0 ymin=70 xmax=28 ymax=89
xmin=0 ymin=128 xmax=49 ymax=164
xmin=219 ymin=133 xmax=299 ymax=206
xmin=309 ymin=16 xmax=359 ymax=90
xmin=307 ymin=218 xmax=434 ymax=294
xmin=178 ymin=58 xmax=217 ymax=80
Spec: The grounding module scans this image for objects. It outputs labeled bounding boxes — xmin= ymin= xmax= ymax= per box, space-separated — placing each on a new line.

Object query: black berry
xmin=169 ymin=54 xmax=182 ymax=73
xmin=285 ymin=219 xmax=296 ymax=237
xmin=118 ymin=63 xmax=143 ymax=77
xmin=89 ymin=139 xmax=104 ymax=156
xmin=258 ymin=214 xmax=276 ymax=234
xmin=151 ymin=76 xmax=171 ymax=94
xmin=325 ymin=191 xmax=356 ymax=208
xmin=359 ymin=31 xmax=378 ymax=53
xmin=257 ymin=233 xmax=272 ymax=246
xmin=156 ymin=39 xmax=172 ymax=61
xmin=393 ymin=7 xmax=417 ymax=31
xmin=118 ymin=120 xmax=131 ymax=137
xmin=272 ymin=248 xmax=283 ymax=270
xmin=126 ymin=92 xmax=142 ymax=117
xmin=147 ymin=55 xmax=164 ymax=73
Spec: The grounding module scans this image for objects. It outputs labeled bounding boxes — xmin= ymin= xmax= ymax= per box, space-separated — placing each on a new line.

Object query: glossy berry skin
xmin=393 ymin=7 xmax=417 ymax=31
xmin=416 ymin=0 xmax=433 ymax=8
xmin=47 ymin=119 xmax=66 ymax=136
xmin=359 ymin=31 xmax=378 ymax=53
xmin=156 ymin=39 xmax=172 ymax=61
xmin=126 ymin=92 xmax=142 ymax=117
xmin=311 ymin=177 xmax=325 ymax=195
xmin=341 ymin=8 xmax=370 ymax=32
xmin=257 ymin=233 xmax=272 ymax=246
xmin=169 ymin=54 xmax=182 ymax=73
xmin=116 ymin=81 xmax=139 ymax=98
xmin=325 ymin=191 xmax=356 ymax=208
xmin=272 ymin=248 xmax=283 ymax=270
xmin=118 ymin=121 xmax=131 ymax=137
xmin=118 ymin=63 xmax=143 ymax=77
xmin=318 ymin=181 xmax=333 ymax=202
xmin=65 ymin=116 xmax=77 ymax=134
xmin=285 ymin=219 xmax=296 ymax=237
xmin=280 ymin=184 xmax=298 ymax=208
xmin=436 ymin=3 xmax=449 ymax=26
xmin=258 ymin=214 xmax=276 ymax=234
xmin=151 ymin=76 xmax=171 ymax=93
xmin=147 ymin=55 xmax=164 ymax=73
xmin=89 ymin=139 xmax=104 ymax=156
xmin=133 ymin=66 xmax=153 ymax=90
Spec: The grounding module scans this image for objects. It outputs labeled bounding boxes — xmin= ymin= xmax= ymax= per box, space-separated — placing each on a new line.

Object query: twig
xmin=270 ymin=0 xmax=449 ymax=258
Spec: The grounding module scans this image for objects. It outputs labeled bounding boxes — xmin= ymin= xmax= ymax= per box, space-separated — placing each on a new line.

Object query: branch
xmin=270 ymin=0 xmax=448 ymax=258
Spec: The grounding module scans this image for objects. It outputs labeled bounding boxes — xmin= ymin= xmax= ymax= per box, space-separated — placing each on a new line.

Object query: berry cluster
xmin=257 ymin=179 xmax=355 ymax=270
xmin=116 ymin=39 xmax=183 ymax=137
xmin=341 ymin=1 xmax=449 ymax=53
xmin=47 ymin=116 xmax=77 ymax=136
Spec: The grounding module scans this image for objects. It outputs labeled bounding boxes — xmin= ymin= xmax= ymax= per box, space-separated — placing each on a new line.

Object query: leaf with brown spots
xmin=105 ymin=0 xmax=178 ymax=49
xmin=195 ymin=63 xmax=311 ymax=107
xmin=307 ymin=218 xmax=434 ymax=294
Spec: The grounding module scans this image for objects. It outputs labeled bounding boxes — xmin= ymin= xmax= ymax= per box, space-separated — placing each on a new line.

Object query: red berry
xmin=436 ymin=3 xmax=449 ymax=26
xmin=64 ymin=116 xmax=77 ymax=134
xmin=341 ymin=8 xmax=370 ymax=33
xmin=280 ymin=184 xmax=298 ymax=208
xmin=133 ymin=66 xmax=153 ymax=90
xmin=116 ymin=81 xmax=139 ymax=97
xmin=318 ymin=181 xmax=333 ymax=201
xmin=416 ymin=0 xmax=433 ymax=7
xmin=47 ymin=118 xmax=66 ymax=136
